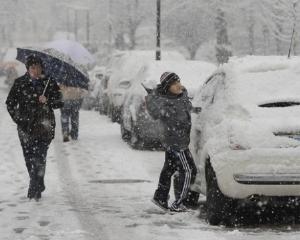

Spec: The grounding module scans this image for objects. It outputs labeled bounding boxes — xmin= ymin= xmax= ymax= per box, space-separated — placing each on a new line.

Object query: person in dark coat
xmin=6 ymin=55 xmax=63 ymax=201
xmin=59 ymin=85 xmax=86 ymax=142
xmin=145 ymin=72 xmax=198 ymax=212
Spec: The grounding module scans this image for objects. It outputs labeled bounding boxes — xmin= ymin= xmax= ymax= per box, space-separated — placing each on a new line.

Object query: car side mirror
xmin=192 ymin=107 xmax=202 ymax=114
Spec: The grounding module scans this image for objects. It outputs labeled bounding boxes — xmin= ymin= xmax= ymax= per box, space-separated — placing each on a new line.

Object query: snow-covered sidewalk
xmin=1 ymin=81 xmax=300 ymax=240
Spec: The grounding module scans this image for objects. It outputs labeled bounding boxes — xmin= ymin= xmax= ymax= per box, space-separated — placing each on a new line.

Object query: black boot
xmin=34 ymin=191 xmax=42 ymax=201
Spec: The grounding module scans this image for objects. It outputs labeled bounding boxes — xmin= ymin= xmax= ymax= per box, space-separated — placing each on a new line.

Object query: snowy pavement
xmin=1 ymin=81 xmax=300 ymax=239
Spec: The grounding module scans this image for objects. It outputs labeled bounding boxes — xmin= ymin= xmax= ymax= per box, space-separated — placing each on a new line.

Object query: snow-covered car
xmin=191 ymin=56 xmax=300 ymax=225
xmin=121 ymin=60 xmax=216 ymax=149
xmin=106 ymin=50 xmax=185 ymax=123
xmin=82 ymin=66 xmax=106 ymax=110
xmin=1 ymin=48 xmax=26 ymax=87
xmin=88 ymin=66 xmax=109 ymax=113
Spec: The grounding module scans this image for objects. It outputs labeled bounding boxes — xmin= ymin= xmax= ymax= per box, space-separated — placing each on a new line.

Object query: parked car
xmin=82 ymin=66 xmax=105 ymax=110
xmin=106 ymin=50 xmax=185 ymax=123
xmin=190 ymin=56 xmax=300 ymax=225
xmin=85 ymin=66 xmax=109 ymax=112
xmin=101 ymin=51 xmax=127 ymax=116
xmin=1 ymin=48 xmax=26 ymax=87
xmin=121 ymin=60 xmax=216 ymax=149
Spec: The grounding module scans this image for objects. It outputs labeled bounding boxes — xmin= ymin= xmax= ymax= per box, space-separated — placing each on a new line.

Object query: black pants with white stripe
xmin=154 ymin=148 xmax=197 ymax=206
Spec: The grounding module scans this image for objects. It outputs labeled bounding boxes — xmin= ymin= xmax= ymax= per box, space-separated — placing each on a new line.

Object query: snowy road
xmin=1 ymin=81 xmax=300 ymax=240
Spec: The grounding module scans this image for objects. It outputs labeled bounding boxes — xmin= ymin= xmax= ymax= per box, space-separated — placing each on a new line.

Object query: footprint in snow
xmin=14 ymin=227 xmax=26 ymax=234
xmin=7 ymin=203 xmax=17 ymax=207
xmin=16 ymin=216 xmax=29 ymax=220
xmin=38 ymin=220 xmax=50 ymax=227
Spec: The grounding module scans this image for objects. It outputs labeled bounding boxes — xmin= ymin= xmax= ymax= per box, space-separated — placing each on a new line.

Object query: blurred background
xmin=0 ymin=0 xmax=299 ymax=66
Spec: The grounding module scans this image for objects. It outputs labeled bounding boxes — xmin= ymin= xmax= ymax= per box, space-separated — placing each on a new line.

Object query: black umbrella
xmin=16 ymin=47 xmax=89 ymax=90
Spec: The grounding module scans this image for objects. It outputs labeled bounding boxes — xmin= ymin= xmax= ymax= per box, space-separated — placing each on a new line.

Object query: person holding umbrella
xmin=6 ymin=55 xmax=63 ymax=201
xmin=16 ymin=46 xmax=91 ymax=143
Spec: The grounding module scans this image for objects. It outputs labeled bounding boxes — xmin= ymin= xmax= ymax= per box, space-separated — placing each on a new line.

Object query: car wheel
xmin=120 ymin=120 xmax=131 ymax=142
xmin=130 ymin=121 xmax=144 ymax=149
xmin=108 ymin=104 xmax=114 ymax=120
xmin=98 ymin=102 xmax=105 ymax=115
xmin=206 ymin=160 xmax=236 ymax=225
xmin=111 ymin=106 xmax=119 ymax=123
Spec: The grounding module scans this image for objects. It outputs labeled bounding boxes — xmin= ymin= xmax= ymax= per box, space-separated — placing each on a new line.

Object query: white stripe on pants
xmin=176 ymin=150 xmax=192 ymax=205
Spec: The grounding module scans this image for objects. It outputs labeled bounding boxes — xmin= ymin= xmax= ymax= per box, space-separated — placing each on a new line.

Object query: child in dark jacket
xmin=146 ymin=72 xmax=198 ymax=212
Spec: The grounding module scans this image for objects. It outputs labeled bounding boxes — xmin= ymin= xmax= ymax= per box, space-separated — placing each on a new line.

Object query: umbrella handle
xmin=42 ymin=79 xmax=50 ymax=96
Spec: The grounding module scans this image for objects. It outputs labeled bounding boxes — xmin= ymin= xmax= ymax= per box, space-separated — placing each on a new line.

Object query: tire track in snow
xmin=53 ymin=138 xmax=109 ymax=240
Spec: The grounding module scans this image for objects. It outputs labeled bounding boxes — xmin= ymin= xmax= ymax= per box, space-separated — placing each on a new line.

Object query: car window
xmin=95 ymin=73 xmax=104 ymax=80
xmin=119 ymin=81 xmax=131 ymax=89
xmin=200 ymin=73 xmax=225 ymax=107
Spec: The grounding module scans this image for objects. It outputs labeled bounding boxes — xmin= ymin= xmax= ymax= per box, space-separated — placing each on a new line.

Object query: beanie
xmin=160 ymin=72 xmax=180 ymax=93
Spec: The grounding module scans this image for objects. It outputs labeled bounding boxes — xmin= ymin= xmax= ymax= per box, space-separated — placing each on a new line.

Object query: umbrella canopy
xmin=16 ymin=47 xmax=89 ymax=90
xmin=45 ymin=39 xmax=96 ymax=66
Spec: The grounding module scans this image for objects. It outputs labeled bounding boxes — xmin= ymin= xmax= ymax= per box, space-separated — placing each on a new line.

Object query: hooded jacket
xmin=6 ymin=73 xmax=63 ymax=141
xmin=145 ymin=84 xmax=192 ymax=151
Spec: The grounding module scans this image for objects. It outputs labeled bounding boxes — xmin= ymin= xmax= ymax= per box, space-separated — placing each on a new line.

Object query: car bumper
xmin=212 ymin=148 xmax=300 ymax=199
xmin=233 ymin=173 xmax=300 ymax=185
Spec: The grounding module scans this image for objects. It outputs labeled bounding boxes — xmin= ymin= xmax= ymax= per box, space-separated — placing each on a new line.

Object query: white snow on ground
xmin=1 ymin=77 xmax=300 ymax=239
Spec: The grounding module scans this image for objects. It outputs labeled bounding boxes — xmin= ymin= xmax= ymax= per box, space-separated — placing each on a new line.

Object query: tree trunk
xmin=262 ymin=25 xmax=270 ymax=55
xmin=248 ymin=10 xmax=255 ymax=55
xmin=215 ymin=7 xmax=231 ymax=65
xmin=275 ymin=24 xmax=283 ymax=55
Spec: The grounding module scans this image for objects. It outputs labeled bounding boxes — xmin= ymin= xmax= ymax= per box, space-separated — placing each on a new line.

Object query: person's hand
xmin=39 ymin=95 xmax=47 ymax=104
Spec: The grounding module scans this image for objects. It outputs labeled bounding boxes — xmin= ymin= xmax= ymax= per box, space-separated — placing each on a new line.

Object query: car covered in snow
xmin=1 ymin=48 xmax=26 ymax=87
xmin=191 ymin=56 xmax=300 ymax=225
xmin=121 ymin=60 xmax=216 ymax=149
xmin=106 ymin=50 xmax=185 ymax=123
xmin=83 ymin=66 xmax=107 ymax=110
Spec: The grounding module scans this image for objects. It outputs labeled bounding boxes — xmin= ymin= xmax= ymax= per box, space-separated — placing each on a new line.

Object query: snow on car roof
xmin=108 ymin=50 xmax=185 ymax=89
xmin=221 ymin=56 xmax=300 ymax=105
xmin=139 ymin=60 xmax=216 ymax=93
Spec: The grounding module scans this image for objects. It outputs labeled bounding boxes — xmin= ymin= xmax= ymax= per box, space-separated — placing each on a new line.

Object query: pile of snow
xmin=130 ymin=60 xmax=216 ymax=101
xmin=108 ymin=50 xmax=185 ymax=88
xmin=223 ymin=56 xmax=300 ymax=106
xmin=107 ymin=50 xmax=186 ymax=106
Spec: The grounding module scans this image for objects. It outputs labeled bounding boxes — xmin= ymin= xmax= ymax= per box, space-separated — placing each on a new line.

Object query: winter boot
xmin=151 ymin=198 xmax=168 ymax=211
xmin=63 ymin=133 xmax=70 ymax=142
xmin=169 ymin=202 xmax=188 ymax=212
xmin=34 ymin=191 xmax=41 ymax=201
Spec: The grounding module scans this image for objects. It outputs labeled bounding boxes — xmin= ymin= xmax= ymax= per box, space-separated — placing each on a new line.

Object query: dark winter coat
xmin=145 ymin=85 xmax=192 ymax=151
xmin=6 ymin=73 xmax=63 ymax=142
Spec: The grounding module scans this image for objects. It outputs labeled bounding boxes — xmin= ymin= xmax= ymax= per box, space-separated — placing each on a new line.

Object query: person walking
xmin=145 ymin=72 xmax=198 ymax=212
xmin=59 ymin=85 xmax=87 ymax=142
xmin=6 ymin=55 xmax=63 ymax=201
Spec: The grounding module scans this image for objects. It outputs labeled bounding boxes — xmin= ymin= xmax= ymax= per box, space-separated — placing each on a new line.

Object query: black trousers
xmin=18 ymin=128 xmax=49 ymax=197
xmin=61 ymin=99 xmax=82 ymax=139
xmin=154 ymin=148 xmax=197 ymax=206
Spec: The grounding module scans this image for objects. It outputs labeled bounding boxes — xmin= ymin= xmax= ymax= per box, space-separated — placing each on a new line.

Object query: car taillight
xmin=229 ymin=144 xmax=247 ymax=150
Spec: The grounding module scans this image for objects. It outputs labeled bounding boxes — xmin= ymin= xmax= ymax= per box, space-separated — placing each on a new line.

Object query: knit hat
xmin=160 ymin=72 xmax=180 ymax=92
xmin=25 ymin=55 xmax=44 ymax=69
